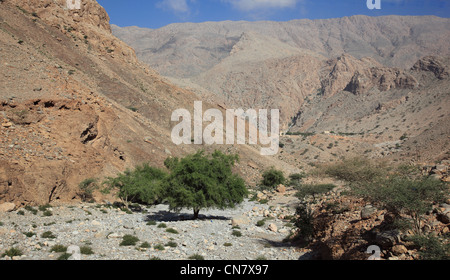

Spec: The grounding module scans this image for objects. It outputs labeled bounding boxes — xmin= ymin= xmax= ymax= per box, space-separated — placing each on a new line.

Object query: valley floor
xmin=0 ymin=196 xmax=305 ymax=260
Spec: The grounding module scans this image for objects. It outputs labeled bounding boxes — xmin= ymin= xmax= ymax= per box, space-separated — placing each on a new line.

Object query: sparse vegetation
xmin=41 ymin=231 xmax=56 ymax=239
xmin=120 ymin=235 xmax=139 ymax=246
xmin=232 ymin=230 xmax=242 ymax=237
xmin=260 ymin=167 xmax=285 ymax=190
xmin=51 ymin=245 xmax=67 ymax=253
xmin=78 ymin=178 xmax=98 ymax=202
xmin=188 ymin=254 xmax=205 ymax=260
xmin=80 ymin=246 xmax=94 ymax=255
xmin=2 ymin=247 xmax=23 ymax=258
xmin=165 ymin=228 xmax=179 ymax=234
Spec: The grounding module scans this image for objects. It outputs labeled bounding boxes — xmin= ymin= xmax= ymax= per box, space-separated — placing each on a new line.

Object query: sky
xmin=96 ymin=0 xmax=450 ymax=29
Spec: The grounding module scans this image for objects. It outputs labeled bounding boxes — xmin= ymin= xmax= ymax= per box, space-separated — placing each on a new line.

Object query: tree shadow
xmin=144 ymin=210 xmax=230 ymax=222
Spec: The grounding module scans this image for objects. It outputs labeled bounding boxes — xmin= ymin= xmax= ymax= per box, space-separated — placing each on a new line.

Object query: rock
xmin=276 ymin=184 xmax=286 ymax=194
xmin=268 ymin=223 xmax=278 ymax=232
xmin=91 ymin=220 xmax=101 ymax=226
xmin=1 ymin=122 xmax=13 ymax=128
xmin=361 ymin=205 xmax=377 ymax=220
xmin=437 ymin=213 xmax=450 ymax=224
xmin=0 ymin=202 xmax=16 ymax=212
xmin=231 ymin=216 xmax=250 ymax=227
xmin=107 ymin=232 xmax=123 ymax=239
xmin=376 ymin=231 xmax=400 ymax=249
xmin=391 ymin=245 xmax=408 ymax=256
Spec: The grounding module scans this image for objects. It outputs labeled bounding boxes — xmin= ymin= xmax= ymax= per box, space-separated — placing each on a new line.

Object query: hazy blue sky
xmin=97 ymin=0 xmax=450 ymax=29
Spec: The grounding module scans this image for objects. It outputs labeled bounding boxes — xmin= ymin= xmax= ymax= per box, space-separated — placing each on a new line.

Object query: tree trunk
xmin=193 ymin=209 xmax=200 ymax=220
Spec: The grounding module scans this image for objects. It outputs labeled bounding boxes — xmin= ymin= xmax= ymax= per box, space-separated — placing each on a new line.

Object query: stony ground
xmin=0 ymin=191 xmax=306 ymax=260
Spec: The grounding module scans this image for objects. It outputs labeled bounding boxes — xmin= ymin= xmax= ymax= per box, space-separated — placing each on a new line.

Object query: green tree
xmin=102 ymin=163 xmax=167 ymax=208
xmin=352 ymin=176 xmax=448 ymax=234
xmin=162 ymin=150 xmax=248 ymax=219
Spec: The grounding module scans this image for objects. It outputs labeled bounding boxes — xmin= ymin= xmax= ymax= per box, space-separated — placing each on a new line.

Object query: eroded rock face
xmin=5 ymin=0 xmax=138 ymax=62
xmin=412 ymin=56 xmax=449 ymax=80
xmin=321 ymin=54 xmax=418 ymax=96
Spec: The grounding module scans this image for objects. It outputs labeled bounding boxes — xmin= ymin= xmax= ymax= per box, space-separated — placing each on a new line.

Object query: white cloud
xmin=224 ymin=0 xmax=301 ymax=11
xmin=157 ymin=0 xmax=190 ymax=14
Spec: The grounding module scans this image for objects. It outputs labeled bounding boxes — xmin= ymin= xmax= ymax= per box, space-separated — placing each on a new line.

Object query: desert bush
xmin=352 ymin=176 xmax=448 ymax=234
xmin=188 ymin=254 xmax=205 ymax=260
xmin=260 ymin=167 xmax=286 ymax=189
xmin=78 ymin=178 xmax=98 ymax=202
xmin=407 ymin=234 xmax=450 ymax=260
xmin=294 ymin=203 xmax=315 ymax=242
xmin=41 ymin=231 xmax=56 ymax=239
xmin=120 ymin=235 xmax=139 ymax=246
xmin=51 ymin=245 xmax=67 ymax=253
xmin=80 ymin=246 xmax=94 ymax=255
xmin=295 ymin=183 xmax=336 ymax=201
xmin=288 ymin=173 xmax=305 ymax=187
xmin=2 ymin=247 xmax=23 ymax=258
xmin=322 ymin=157 xmax=386 ymax=185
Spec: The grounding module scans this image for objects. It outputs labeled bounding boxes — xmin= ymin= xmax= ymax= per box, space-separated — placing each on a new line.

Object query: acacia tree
xmin=162 ymin=150 xmax=248 ymax=219
xmin=102 ymin=163 xmax=167 ymax=208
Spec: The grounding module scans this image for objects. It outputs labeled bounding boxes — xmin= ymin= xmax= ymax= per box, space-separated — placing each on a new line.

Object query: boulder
xmin=361 ymin=205 xmax=378 ymax=220
xmin=437 ymin=213 xmax=450 ymax=224
xmin=276 ymin=184 xmax=286 ymax=194
xmin=376 ymin=230 xmax=400 ymax=249
xmin=0 ymin=202 xmax=16 ymax=212
xmin=391 ymin=245 xmax=408 ymax=256
xmin=231 ymin=216 xmax=250 ymax=227
xmin=268 ymin=223 xmax=278 ymax=232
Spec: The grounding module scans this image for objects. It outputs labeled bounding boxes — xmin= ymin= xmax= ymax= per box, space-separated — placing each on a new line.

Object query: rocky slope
xmin=0 ymin=0 xmax=297 ymax=208
xmin=112 ymin=16 xmax=450 ymax=78
xmin=113 ymin=18 xmax=450 ymax=159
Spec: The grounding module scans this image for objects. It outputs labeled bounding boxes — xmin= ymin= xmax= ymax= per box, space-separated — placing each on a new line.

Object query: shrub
xmin=24 ymin=232 xmax=36 ymax=238
xmin=352 ymin=176 xmax=448 ymax=234
xmin=322 ymin=157 xmax=386 ymax=185
xmin=146 ymin=220 xmax=157 ymax=226
xmin=294 ymin=204 xmax=315 ymax=242
xmin=120 ymin=235 xmax=139 ymax=246
xmin=407 ymin=234 xmax=450 ymax=260
xmin=80 ymin=246 xmax=94 ymax=255
xmin=39 ymin=204 xmax=51 ymax=212
xmin=157 ymin=223 xmax=167 ymax=228
xmin=232 ymin=230 xmax=242 ymax=237
xmin=165 ymin=241 xmax=177 ymax=248
xmin=153 ymin=244 xmax=165 ymax=251
xmin=223 ymin=243 xmax=232 ymax=247
xmin=51 ymin=245 xmax=67 ymax=253
xmin=295 ymin=184 xmax=336 ymax=201
xmin=165 ymin=228 xmax=179 ymax=234
xmin=162 ymin=150 xmax=248 ymax=219
xmin=260 ymin=167 xmax=285 ymax=189
xmin=289 ymin=173 xmax=305 ymax=187
xmin=42 ymin=210 xmax=53 ymax=217
xmin=78 ymin=178 xmax=98 ymax=202
xmin=25 ymin=205 xmax=37 ymax=215
xmin=41 ymin=231 xmax=56 ymax=239
xmin=2 ymin=247 xmax=23 ymax=258
xmin=256 ymin=219 xmax=266 ymax=227
xmin=188 ymin=254 xmax=205 ymax=260
xmin=57 ymin=253 xmax=72 ymax=260
xmin=140 ymin=242 xmax=151 ymax=248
